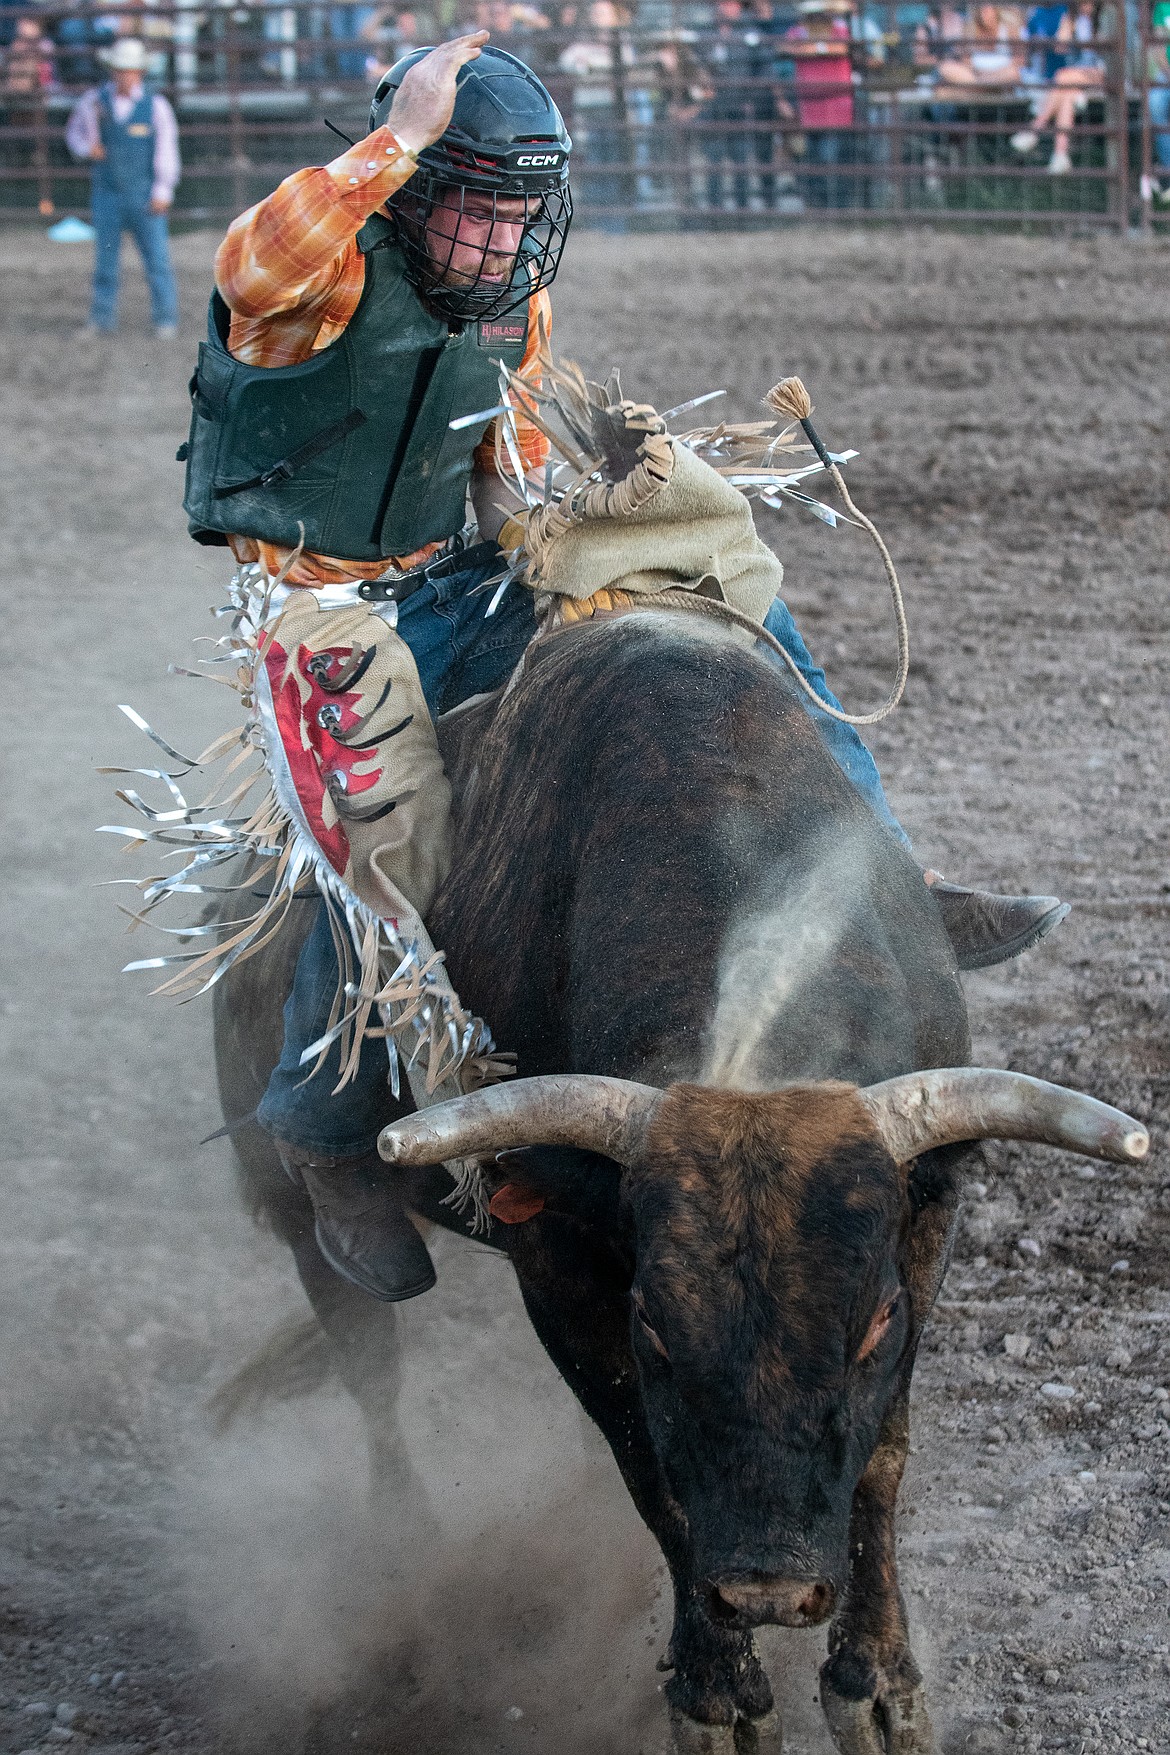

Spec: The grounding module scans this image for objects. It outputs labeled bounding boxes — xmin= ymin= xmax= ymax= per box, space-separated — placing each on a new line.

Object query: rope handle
xmin=606 ymin=588 xmax=895 ymax=728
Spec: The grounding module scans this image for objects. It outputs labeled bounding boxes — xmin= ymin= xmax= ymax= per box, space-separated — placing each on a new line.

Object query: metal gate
xmin=1 ymin=1 xmax=1165 ymax=231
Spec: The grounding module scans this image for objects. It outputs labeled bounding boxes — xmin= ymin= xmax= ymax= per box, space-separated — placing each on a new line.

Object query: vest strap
xmin=355 ymin=538 xmax=501 ymax=604
xmin=212 ymin=407 xmax=369 ymax=500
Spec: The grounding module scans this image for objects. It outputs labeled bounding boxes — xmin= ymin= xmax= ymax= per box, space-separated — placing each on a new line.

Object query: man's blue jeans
xmin=804 ymin=131 xmax=851 ymax=211
xmin=90 ymin=186 xmax=179 ymax=331
xmin=255 ymin=565 xmax=908 ymax=1155
xmin=1151 ymin=85 xmax=1170 ymax=172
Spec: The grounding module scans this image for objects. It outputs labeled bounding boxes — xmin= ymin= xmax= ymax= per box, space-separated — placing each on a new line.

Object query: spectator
xmin=65 ymin=37 xmax=180 ymax=336
xmin=656 ymin=29 xmax=714 ymax=206
xmin=2 ymin=14 xmax=54 ymax=213
xmin=935 ymin=3 xmax=1026 ymax=91
xmin=472 ymin=0 xmax=551 ymax=29
xmin=1150 ymin=0 xmax=1170 ymax=201
xmin=700 ymin=0 xmax=786 ymax=212
xmin=116 ymin=0 xmax=175 ymax=81
xmin=474 ymin=0 xmax=519 ymax=24
xmin=1009 ymin=0 xmax=1105 ymax=170
xmin=849 ymin=0 xmax=887 ymax=68
xmin=2 ymin=11 xmax=53 ymax=97
xmin=913 ymin=1 xmax=966 ymax=71
xmin=329 ymin=3 xmax=378 ymax=81
xmin=508 ymin=1 xmax=552 ymax=24
xmin=53 ymin=9 xmax=118 ymax=88
xmin=784 ymin=0 xmax=854 ymax=208
xmin=623 ymin=4 xmax=662 ymax=206
xmin=559 ymin=1 xmax=635 ymax=221
xmin=170 ymin=0 xmax=202 ymax=91
xmin=1019 ymin=0 xmax=1068 ymax=82
xmin=358 ymin=6 xmax=432 ymax=82
xmin=260 ymin=1 xmax=300 ymax=85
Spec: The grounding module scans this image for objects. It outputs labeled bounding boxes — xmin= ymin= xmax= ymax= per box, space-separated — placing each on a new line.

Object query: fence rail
xmin=1 ymin=2 xmax=1166 ymax=229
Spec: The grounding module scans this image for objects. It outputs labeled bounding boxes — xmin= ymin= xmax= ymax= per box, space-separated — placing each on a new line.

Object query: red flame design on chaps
xmin=264 ymin=636 xmax=385 ymax=877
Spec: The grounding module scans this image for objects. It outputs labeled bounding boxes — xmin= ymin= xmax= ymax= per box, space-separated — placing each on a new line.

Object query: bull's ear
xmin=900 ymin=1141 xmax=986 ymax=1324
xmin=904 ymin=1140 xmax=969 ymax=1216
xmin=494 ymin=1145 xmax=623 ymax=1231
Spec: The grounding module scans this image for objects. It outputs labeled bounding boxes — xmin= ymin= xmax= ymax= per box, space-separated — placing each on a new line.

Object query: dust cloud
xmin=168 ymin=1230 xmax=671 ymax=1755
xmin=702 ymin=828 xmax=873 ymax=1091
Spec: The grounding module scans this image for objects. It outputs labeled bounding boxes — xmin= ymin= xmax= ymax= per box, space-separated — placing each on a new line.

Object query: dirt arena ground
xmin=1 ymin=221 xmax=1168 ymax=1755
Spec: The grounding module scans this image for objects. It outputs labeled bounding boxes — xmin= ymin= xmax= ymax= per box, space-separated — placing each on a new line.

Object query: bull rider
xmin=180 ymin=31 xmax=1066 ymax=1305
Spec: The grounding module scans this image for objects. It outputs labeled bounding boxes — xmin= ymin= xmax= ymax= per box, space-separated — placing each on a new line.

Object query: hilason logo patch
xmin=478 ymin=318 xmax=526 ymax=350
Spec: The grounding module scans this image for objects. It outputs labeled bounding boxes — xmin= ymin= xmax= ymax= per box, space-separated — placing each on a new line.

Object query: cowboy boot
xmin=276 ymin=1143 xmax=436 ymax=1302
xmin=925 ymin=875 xmax=1070 ymax=972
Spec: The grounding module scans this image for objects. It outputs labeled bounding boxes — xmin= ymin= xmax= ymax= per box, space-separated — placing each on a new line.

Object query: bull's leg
xmin=664 ymin=1589 xmax=781 ymax=1755
xmin=819 ymin=1386 xmax=935 ymax=1755
xmin=509 ymin=1222 xmax=778 ymax=1753
xmin=275 ymin=1186 xmax=433 ymax=1519
xmin=212 ymin=881 xmax=430 ymax=1514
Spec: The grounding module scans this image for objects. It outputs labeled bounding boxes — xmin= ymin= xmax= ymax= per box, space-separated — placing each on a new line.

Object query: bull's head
xmin=379 ymin=1069 xmax=1146 ymax=1626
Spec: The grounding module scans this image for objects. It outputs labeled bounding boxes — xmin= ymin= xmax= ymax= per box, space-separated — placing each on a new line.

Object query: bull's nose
xmin=709 ymin=1574 xmax=836 ymax=1628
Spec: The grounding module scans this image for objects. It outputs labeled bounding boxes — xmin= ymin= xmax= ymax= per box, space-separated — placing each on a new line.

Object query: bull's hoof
xmin=669 ymin=1708 xmax=737 ymax=1755
xmin=820 ymin=1667 xmax=935 ymax=1755
xmin=734 ymin=1709 xmax=782 ymax=1753
xmin=669 ymin=1706 xmax=782 ymax=1755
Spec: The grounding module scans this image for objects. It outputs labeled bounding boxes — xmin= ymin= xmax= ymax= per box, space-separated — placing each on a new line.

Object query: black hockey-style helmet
xmin=369 ymin=45 xmax=572 ymax=322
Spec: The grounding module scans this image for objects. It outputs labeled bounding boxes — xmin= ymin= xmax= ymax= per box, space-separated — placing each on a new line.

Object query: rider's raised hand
xmin=386 ymin=32 xmax=489 ymax=156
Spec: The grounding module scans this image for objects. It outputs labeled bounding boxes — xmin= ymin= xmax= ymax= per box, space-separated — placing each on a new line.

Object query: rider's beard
xmin=434 ymin=249 xmax=517 ymax=290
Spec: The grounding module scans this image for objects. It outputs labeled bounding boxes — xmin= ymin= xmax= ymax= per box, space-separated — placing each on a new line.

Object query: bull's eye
xmin=856 ymin=1291 xmax=902 ymax=1363
xmin=631 ymin=1289 xmax=670 ymax=1362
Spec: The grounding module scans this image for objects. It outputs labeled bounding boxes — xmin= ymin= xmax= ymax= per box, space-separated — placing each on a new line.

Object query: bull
xmin=215 ymin=608 xmax=1145 ymax=1754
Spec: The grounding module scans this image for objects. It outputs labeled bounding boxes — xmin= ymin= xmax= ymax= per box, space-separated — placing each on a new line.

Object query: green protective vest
xmin=181 ymin=213 xmax=530 ymax=562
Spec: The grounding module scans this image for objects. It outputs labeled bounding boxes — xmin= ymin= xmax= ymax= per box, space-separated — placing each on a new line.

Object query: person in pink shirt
xmin=784 ymin=0 xmax=854 ymax=204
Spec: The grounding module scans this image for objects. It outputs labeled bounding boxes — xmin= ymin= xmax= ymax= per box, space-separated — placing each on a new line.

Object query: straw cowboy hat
xmin=100 ymin=38 xmax=149 ymax=72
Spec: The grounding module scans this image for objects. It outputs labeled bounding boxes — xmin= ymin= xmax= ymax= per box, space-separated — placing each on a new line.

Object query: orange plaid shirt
xmin=215 ymin=125 xmax=551 ymax=587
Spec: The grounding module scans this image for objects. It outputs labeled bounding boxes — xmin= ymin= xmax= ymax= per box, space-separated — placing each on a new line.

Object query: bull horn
xmin=858 ymin=1068 xmax=1148 ymax=1166
xmin=378 ymin=1074 xmax=662 ymax=1170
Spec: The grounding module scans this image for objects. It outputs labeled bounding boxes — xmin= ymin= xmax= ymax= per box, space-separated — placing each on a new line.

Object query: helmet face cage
xmin=389 ymin=167 xmax=572 ymax=323
xmin=369 ymin=46 xmax=572 ymax=324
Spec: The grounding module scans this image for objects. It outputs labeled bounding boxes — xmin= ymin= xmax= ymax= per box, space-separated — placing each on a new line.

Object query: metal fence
xmin=1 ymin=1 xmax=1167 ymax=229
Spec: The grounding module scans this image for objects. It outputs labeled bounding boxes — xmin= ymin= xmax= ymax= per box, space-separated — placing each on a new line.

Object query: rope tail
xmin=764 ymin=376 xmax=909 ymax=728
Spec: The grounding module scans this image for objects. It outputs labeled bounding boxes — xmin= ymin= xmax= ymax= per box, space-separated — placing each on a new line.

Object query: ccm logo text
xmin=515 ymin=153 xmax=561 ymax=167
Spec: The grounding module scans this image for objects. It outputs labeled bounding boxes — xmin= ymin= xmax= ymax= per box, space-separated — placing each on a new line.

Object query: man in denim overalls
xmin=66 ymin=37 xmax=180 ymax=337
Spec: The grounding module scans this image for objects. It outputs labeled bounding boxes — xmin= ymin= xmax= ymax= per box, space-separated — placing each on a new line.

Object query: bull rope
xmin=489 ymin=348 xmax=910 ymax=731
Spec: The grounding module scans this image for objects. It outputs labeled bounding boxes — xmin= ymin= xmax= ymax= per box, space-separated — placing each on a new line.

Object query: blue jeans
xmin=90 ymin=186 xmax=179 ymax=331
xmin=703 ymin=100 xmax=777 ymax=210
xmin=257 ymin=574 xmax=907 ymax=1154
xmin=328 ymin=4 xmax=374 ymax=80
xmin=803 ymin=131 xmax=852 ymax=211
xmin=1151 ymin=85 xmax=1170 ymax=172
